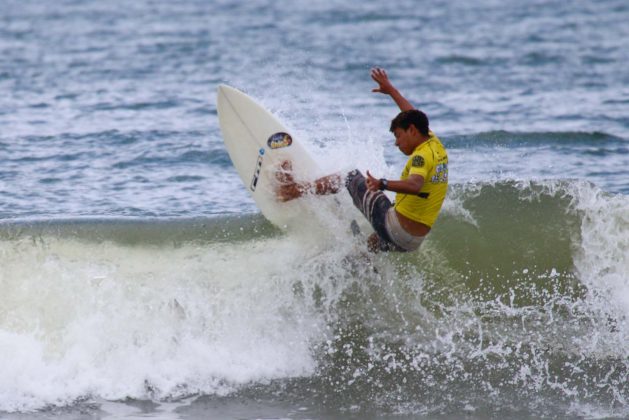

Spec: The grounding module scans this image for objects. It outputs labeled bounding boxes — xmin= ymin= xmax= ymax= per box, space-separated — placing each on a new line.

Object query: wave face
xmin=1 ymin=180 xmax=627 ymax=417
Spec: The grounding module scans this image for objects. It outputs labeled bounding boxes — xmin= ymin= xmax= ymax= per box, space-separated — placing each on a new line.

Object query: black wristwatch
xmin=379 ymin=179 xmax=388 ymax=191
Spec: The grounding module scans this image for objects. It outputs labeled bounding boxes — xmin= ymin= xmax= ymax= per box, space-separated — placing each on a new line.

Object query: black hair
xmin=389 ymin=109 xmax=430 ymax=136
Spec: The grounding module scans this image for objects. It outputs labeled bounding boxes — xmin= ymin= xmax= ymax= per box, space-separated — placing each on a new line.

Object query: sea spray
xmin=0 ymin=232 xmax=338 ymax=411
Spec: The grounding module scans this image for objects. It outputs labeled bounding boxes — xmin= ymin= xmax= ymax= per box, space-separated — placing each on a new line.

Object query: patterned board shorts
xmin=345 ymin=170 xmax=424 ymax=252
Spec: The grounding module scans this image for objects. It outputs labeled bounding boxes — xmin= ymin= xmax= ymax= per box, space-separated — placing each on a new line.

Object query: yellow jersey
xmin=394 ymin=134 xmax=448 ymax=227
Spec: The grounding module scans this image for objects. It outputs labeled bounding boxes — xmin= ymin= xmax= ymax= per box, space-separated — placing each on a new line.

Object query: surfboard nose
xmin=217 ymin=84 xmax=227 ymax=102
xmin=217 ymin=84 xmax=239 ymax=98
xmin=217 ymin=84 xmax=235 ymax=117
xmin=217 ymin=84 xmax=245 ymax=115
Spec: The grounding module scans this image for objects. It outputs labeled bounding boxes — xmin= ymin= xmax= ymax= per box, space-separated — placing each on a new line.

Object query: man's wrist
xmin=379 ymin=179 xmax=388 ymax=191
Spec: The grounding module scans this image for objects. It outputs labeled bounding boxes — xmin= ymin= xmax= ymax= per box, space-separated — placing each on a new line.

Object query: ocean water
xmin=1 ymin=0 xmax=628 ymax=419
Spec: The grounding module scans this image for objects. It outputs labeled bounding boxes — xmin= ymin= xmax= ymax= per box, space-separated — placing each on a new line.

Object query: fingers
xmin=275 ymin=161 xmax=304 ymax=202
xmin=365 ymin=170 xmax=379 ymax=192
xmin=371 ymin=67 xmax=393 ymax=95
xmin=370 ymin=67 xmax=388 ymax=81
xmin=275 ymin=160 xmax=294 ymax=184
xmin=370 ymin=69 xmax=380 ymax=84
xmin=275 ymin=160 xmax=294 ymax=202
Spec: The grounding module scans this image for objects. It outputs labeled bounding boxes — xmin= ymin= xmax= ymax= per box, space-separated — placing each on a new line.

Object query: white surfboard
xmin=217 ymin=84 xmax=321 ymax=229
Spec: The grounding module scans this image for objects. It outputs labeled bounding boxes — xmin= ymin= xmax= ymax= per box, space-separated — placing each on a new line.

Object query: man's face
xmin=393 ymin=126 xmax=416 ymax=155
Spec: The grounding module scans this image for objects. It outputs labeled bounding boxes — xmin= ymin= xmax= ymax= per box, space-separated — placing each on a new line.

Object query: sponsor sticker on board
xmin=267 ymin=132 xmax=293 ymax=149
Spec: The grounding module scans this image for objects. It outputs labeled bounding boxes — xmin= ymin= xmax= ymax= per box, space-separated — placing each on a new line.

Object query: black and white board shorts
xmin=345 ymin=170 xmax=425 ymax=252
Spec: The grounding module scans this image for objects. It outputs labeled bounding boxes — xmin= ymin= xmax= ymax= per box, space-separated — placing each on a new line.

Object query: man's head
xmin=390 ymin=110 xmax=430 ymax=155
xmin=389 ymin=109 xmax=429 ymax=136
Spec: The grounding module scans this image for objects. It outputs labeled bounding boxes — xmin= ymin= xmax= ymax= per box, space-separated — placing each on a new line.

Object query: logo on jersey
xmin=431 ymin=163 xmax=448 ymax=184
xmin=412 ymin=155 xmax=425 ymax=168
xmin=267 ymin=132 xmax=293 ymax=149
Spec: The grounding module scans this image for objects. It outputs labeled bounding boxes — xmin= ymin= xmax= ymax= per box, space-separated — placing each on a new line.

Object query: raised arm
xmin=371 ymin=68 xmax=414 ymax=112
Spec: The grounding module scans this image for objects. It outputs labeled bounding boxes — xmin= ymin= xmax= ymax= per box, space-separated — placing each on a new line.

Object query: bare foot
xmin=367 ymin=232 xmax=381 ymax=253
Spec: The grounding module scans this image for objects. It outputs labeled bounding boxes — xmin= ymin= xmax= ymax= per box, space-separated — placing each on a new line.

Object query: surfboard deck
xmin=216 ymin=84 xmax=321 ymax=229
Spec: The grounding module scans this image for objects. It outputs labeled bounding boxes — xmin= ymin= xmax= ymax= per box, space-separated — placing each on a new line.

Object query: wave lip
xmin=0 ymin=214 xmax=277 ymax=245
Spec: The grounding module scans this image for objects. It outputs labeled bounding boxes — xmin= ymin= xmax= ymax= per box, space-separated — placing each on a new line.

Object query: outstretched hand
xmin=371 ymin=67 xmax=396 ymax=96
xmin=275 ymin=160 xmax=304 ymax=202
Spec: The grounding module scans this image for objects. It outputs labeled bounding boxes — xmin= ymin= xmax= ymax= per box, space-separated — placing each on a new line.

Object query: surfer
xmin=276 ymin=68 xmax=448 ymax=252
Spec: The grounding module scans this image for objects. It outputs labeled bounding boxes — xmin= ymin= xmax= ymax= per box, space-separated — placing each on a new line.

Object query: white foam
xmin=569 ymin=182 xmax=629 ymax=343
xmin=0 ymin=233 xmax=357 ymax=412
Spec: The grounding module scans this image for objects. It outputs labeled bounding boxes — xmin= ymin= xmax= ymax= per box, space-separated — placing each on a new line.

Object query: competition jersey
xmin=394 ymin=133 xmax=448 ymax=227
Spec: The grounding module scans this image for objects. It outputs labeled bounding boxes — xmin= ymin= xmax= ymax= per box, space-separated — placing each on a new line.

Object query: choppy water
xmin=1 ymin=0 xmax=628 ymax=419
